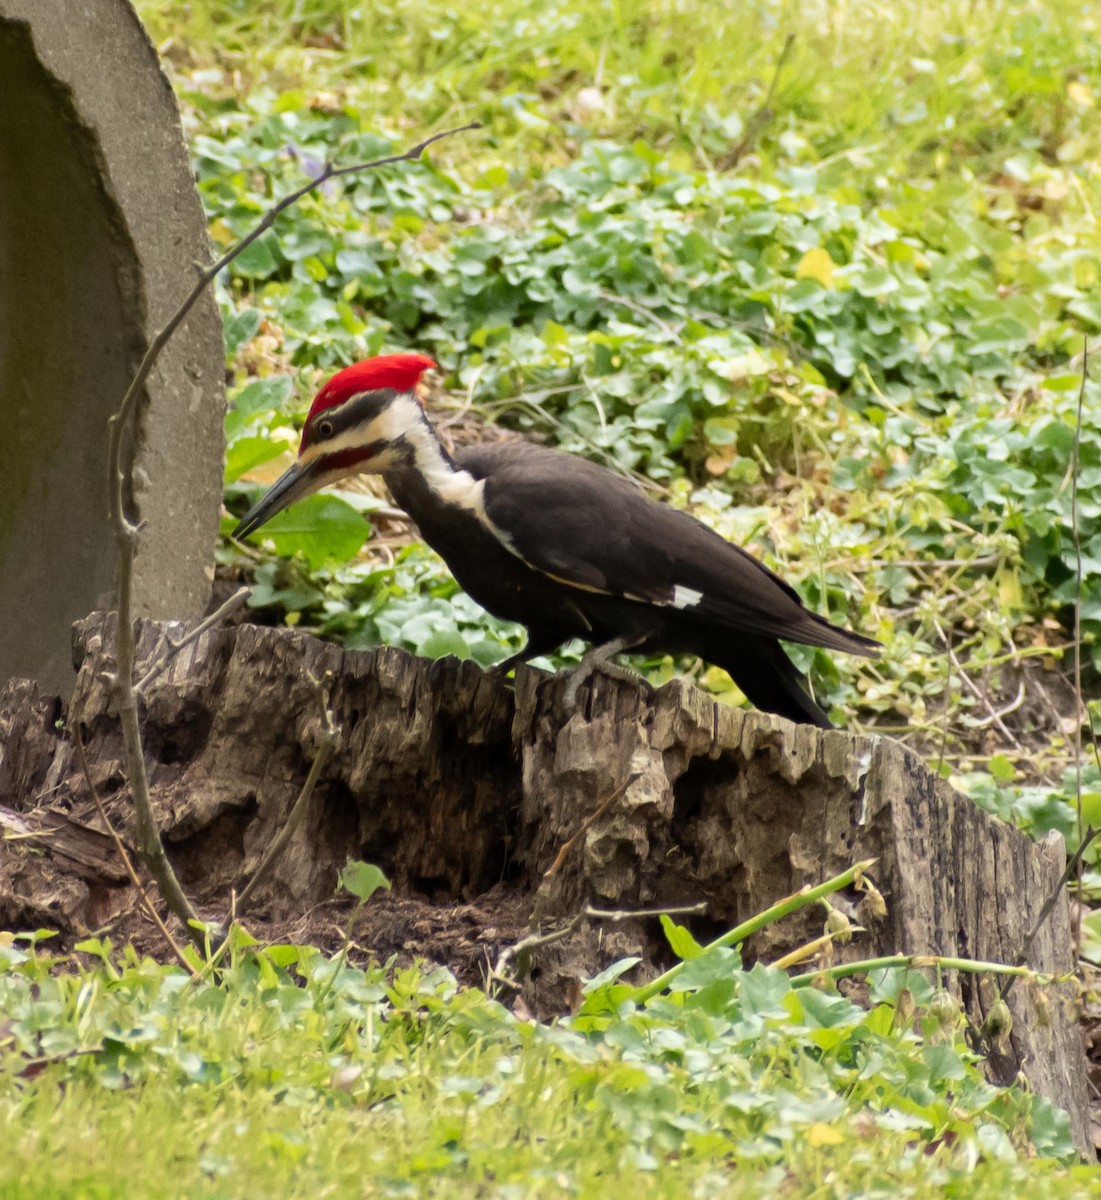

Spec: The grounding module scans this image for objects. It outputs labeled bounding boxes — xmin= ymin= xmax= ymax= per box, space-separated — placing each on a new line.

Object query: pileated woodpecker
xmin=235 ymin=353 xmax=879 ymax=727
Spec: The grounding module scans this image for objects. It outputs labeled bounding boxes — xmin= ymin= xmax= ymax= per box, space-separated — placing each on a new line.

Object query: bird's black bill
xmin=233 ymin=460 xmax=317 ymax=541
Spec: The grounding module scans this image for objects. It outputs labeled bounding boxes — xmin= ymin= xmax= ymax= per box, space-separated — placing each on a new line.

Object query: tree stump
xmin=0 ymin=612 xmax=1091 ymax=1153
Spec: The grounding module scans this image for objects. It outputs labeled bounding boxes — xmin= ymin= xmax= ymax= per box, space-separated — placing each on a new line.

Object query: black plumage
xmin=234 ymin=354 xmax=880 ymax=728
xmin=383 ymin=439 xmax=879 ymax=728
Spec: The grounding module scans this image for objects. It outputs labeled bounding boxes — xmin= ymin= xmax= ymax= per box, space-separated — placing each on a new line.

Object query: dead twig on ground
xmin=1001 ymin=825 xmax=1101 ymax=1001
xmin=543 ymin=772 xmax=641 ymax=879
xmin=135 ymin=587 xmax=250 ymax=693
xmin=1069 ymin=339 xmax=1092 ymax=954
xmin=489 ymin=901 xmax=708 ymax=995
xmin=932 ymin=615 xmax=1021 ymax=748
xmin=721 ymin=34 xmax=795 ymax=168
xmin=234 ymin=675 xmax=339 ymax=916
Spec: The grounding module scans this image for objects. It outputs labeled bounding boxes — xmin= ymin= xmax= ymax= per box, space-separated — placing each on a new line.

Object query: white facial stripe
xmin=671 ymin=585 xmax=704 ymax=610
xmin=299 ymin=389 xmax=486 ymax=516
xmin=299 ymin=394 xmax=427 ymax=470
xmin=402 ymin=419 xmax=487 ymax=513
xmin=375 ymin=393 xmax=425 ymax=445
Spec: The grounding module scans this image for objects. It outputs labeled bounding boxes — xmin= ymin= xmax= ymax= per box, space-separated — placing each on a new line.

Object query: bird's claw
xmin=561 ymin=657 xmax=647 ymax=716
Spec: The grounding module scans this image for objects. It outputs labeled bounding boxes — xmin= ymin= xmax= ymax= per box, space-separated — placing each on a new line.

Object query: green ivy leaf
xmin=243 ymin=494 xmax=368 ymax=569
xmin=226 ymin=376 xmax=295 ymax=439
xmin=660 ymin=914 xmax=703 ymax=961
xmin=420 ymin=629 xmax=472 ymax=660
xmin=224 ymin=435 xmax=288 ymax=484
xmin=233 ymin=233 xmax=279 ymax=279
xmin=224 ymin=308 xmax=262 ymax=359
xmin=339 ymin=861 xmax=391 ymax=904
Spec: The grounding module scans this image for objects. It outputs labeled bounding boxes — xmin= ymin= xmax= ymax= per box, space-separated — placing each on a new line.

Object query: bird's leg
xmin=491 ymin=648 xmax=529 ymax=675
xmin=491 ymin=628 xmax=568 ymax=677
xmin=561 ymin=635 xmax=647 ymax=713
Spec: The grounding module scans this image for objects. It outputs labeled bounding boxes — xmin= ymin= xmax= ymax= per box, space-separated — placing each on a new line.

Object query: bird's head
xmin=234 ymin=352 xmax=437 ymax=540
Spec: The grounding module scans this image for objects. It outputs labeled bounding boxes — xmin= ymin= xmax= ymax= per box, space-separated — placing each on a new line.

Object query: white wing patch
xmin=671 ymin=585 xmax=704 ymax=610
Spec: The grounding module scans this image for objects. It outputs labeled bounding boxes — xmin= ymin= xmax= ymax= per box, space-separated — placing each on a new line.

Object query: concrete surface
xmin=0 ymin=0 xmax=225 ymax=694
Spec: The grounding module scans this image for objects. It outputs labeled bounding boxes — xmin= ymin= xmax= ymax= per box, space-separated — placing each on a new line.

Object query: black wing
xmin=456 ymin=442 xmax=879 ymax=657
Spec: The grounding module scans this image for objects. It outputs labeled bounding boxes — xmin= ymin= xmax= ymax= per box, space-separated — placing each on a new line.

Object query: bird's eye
xmin=316 ymin=419 xmax=335 ymax=439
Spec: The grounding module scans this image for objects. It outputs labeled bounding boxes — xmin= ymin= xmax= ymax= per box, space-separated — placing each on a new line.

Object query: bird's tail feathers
xmin=794 ymin=610 xmax=881 ymax=658
xmin=708 ymin=636 xmax=834 ymax=729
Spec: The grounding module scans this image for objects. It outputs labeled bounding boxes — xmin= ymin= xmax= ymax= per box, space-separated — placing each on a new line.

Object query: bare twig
xmin=103 ymin=520 xmax=201 ymax=930
xmin=999 ymin=341 xmax=1096 ymax=981
xmin=72 ymin=727 xmax=195 ymax=975
xmin=1070 ymin=339 xmax=1090 ymax=954
xmin=596 ymin=291 xmax=681 ymax=343
xmin=932 ymin=616 xmax=1020 ymax=747
xmin=489 ymin=901 xmax=707 ymax=994
xmin=543 ymin=772 xmax=640 ymax=879
xmin=112 ymin=121 xmax=481 ymax=455
xmin=135 ymin=587 xmax=251 ymax=693
xmin=235 ymin=677 xmax=339 ymax=915
xmin=1000 ymin=825 xmax=1101 ymax=1000
xmin=970 ymin=680 xmax=1026 ymax=729
xmin=722 ymin=33 xmax=796 ymax=168
xmin=103 ymin=122 xmax=479 ymax=935
xmin=933 ymin=618 xmax=955 ymax=777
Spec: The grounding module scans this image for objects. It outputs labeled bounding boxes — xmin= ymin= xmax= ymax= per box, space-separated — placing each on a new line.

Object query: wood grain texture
xmin=0 ymin=612 xmax=1090 ymax=1152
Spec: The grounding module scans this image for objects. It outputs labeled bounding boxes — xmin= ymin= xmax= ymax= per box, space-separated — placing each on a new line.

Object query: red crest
xmin=306 ymin=353 xmax=438 ymax=421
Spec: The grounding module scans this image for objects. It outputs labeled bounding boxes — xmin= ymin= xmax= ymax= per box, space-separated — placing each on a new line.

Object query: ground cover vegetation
xmin=0 ymin=903 xmax=1086 ymax=1196
xmin=2 ymin=0 xmax=1100 ymax=1193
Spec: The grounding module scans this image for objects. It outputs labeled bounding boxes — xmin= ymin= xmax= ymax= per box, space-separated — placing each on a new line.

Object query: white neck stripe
xmin=400 ymin=417 xmax=486 ymax=510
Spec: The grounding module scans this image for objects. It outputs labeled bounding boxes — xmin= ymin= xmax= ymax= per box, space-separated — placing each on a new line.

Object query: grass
xmin=0 ymin=930 xmax=1088 ymax=1198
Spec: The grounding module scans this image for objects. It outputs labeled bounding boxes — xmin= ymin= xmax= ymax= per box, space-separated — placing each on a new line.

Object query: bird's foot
xmin=561 ymin=636 xmax=647 ymax=714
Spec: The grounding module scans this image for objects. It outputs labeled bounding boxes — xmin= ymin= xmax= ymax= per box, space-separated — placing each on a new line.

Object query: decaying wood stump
xmin=0 ymin=611 xmax=1091 ymax=1153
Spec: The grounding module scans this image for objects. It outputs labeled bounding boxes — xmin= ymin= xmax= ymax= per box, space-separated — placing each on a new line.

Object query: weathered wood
xmin=0 ymin=612 xmax=1091 ymax=1153
xmin=514 ymin=669 xmax=1086 ymax=1142
xmin=0 ymin=806 xmax=128 ymax=886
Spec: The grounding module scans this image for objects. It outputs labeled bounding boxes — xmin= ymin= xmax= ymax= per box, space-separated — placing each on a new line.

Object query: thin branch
xmin=103 ymin=122 xmax=479 ymax=936
xmin=489 ymin=901 xmax=707 ymax=994
xmin=587 ymin=903 xmax=707 ymax=923
xmin=135 ymin=587 xmax=250 ymax=693
xmin=543 ymin=772 xmax=640 ymax=879
xmin=722 ymin=34 xmax=796 ymax=168
xmin=970 ymin=680 xmax=1026 ymax=730
xmin=932 ymin=615 xmax=1020 ymax=747
xmin=111 ymin=121 xmax=481 ymax=459
xmin=596 ymin=291 xmax=681 ymax=344
xmin=933 ymin=618 xmax=954 ymax=777
xmin=1000 ymin=825 xmax=1101 ymax=1000
xmin=235 ymin=679 xmax=339 ymax=915
xmin=996 ymin=341 xmax=1096 ymax=988
xmin=1070 ymin=339 xmax=1090 ymax=955
xmin=72 ymin=727 xmax=195 ymax=975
